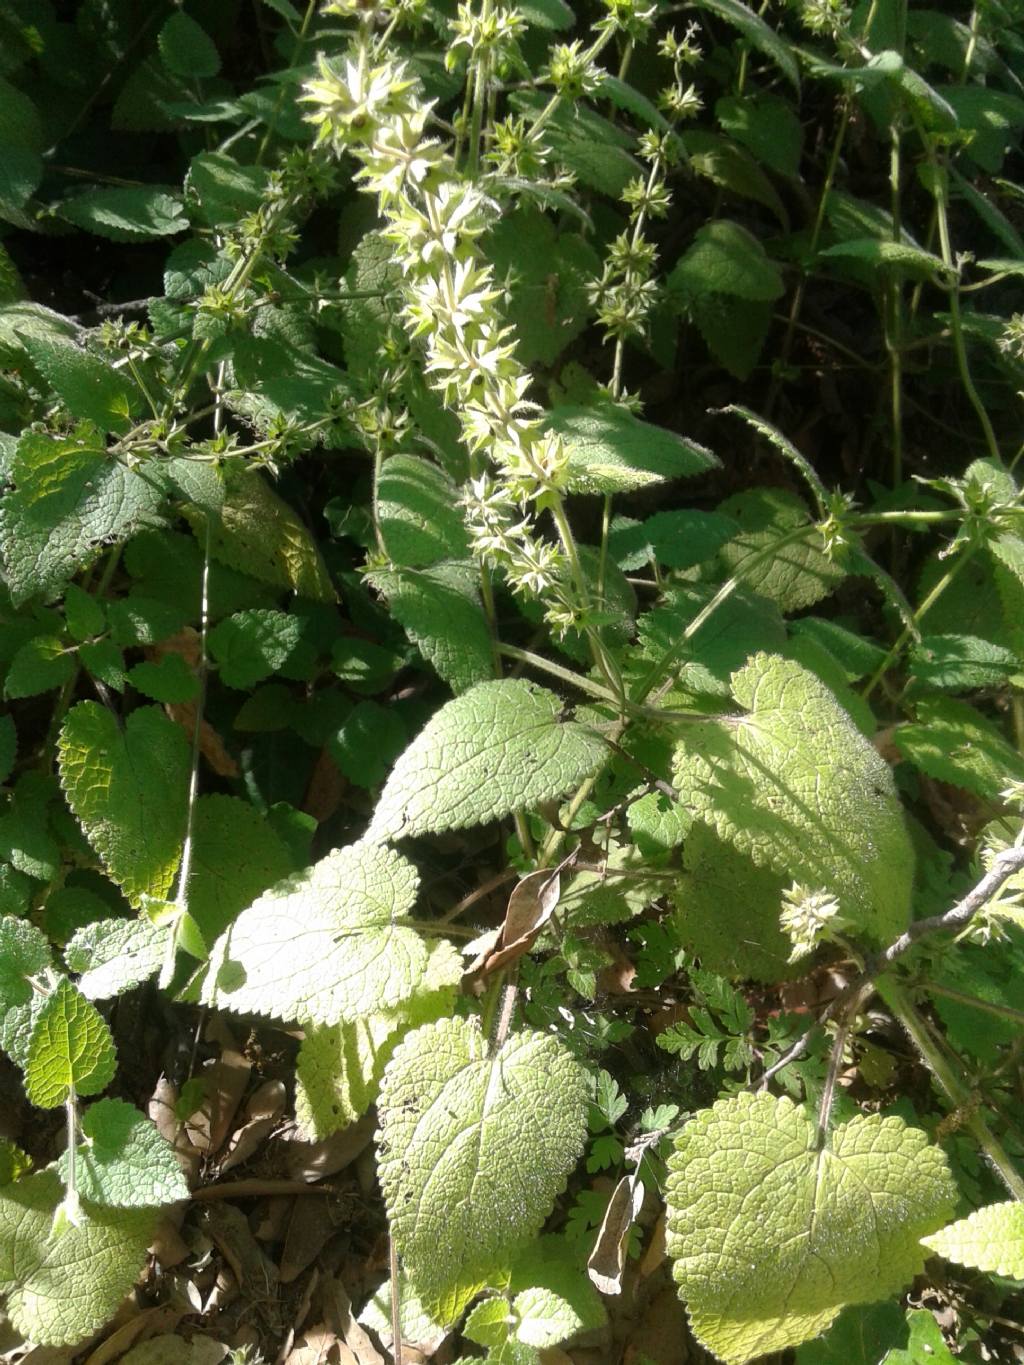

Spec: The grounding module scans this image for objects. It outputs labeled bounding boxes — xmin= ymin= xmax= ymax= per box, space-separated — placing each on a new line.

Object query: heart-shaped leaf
xmin=377 ymin=1017 xmax=588 ymax=1324
xmin=665 ymin=1092 xmax=956 ymax=1363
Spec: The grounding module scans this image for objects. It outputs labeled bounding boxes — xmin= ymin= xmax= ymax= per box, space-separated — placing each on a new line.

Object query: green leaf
xmin=377 ymin=1017 xmax=589 ymax=1323
xmin=377 ymin=454 xmax=470 ymax=568
xmin=0 ymin=302 xmax=80 ymax=367
xmin=672 ymin=653 xmax=914 ymax=945
xmin=0 ymin=1169 xmax=153 ymax=1347
xmin=126 ymin=653 xmax=199 ymax=703
xmin=367 ymin=680 xmax=607 ymax=842
xmin=0 ymin=1140 xmax=31 ymax=1186
xmin=698 ymin=0 xmax=800 ymax=88
xmin=688 ymin=291 xmax=774 ymax=380
xmin=188 ymin=152 xmax=269 ymax=227
xmin=24 ymin=977 xmax=117 ymax=1107
xmin=59 ymin=187 xmax=188 ymax=241
xmin=894 ymin=696 xmax=1024 ymax=798
xmin=366 ymin=562 xmax=493 ymax=692
xmin=0 ymin=915 xmax=52 ymax=1066
xmin=0 ymin=772 xmax=61 ymax=880
xmin=819 ymin=238 xmax=947 ymax=279
xmin=44 ymin=887 xmax=118 ymax=948
xmin=0 ymin=426 xmax=165 ymax=605
xmin=57 ymin=1098 xmax=188 ymax=1209
xmin=793 ymin=1299 xmax=918 ymax=1363
xmin=329 ymin=698 xmax=407 ymax=788
xmin=65 ymin=917 xmax=169 ymax=1001
xmin=107 ymin=594 xmax=189 ymax=648
xmin=717 ymin=487 xmax=845 ymax=612
xmin=187 ymin=793 xmax=295 ymax=942
xmin=665 ymin=1092 xmax=956 ymax=1363
xmin=58 ymin=702 xmax=190 ymax=906
xmin=79 ymin=640 xmax=127 ymax=691
xmin=671 ymin=824 xmax=795 ymax=982
xmin=19 ymin=333 xmax=142 ymax=434
xmin=63 ymin=584 xmax=105 ymax=643
xmin=681 ymin=131 xmax=788 ymax=224
xmin=922 ymin=1200 xmax=1024 ymax=1279
xmin=548 ymin=401 xmax=718 ymax=496
xmin=208 ymin=608 xmax=303 ymax=689
xmin=185 ymin=467 xmax=333 ymax=602
xmin=909 ymin=634 xmax=1019 ymax=691
xmin=669 ymin=220 xmax=784 ymax=302
xmin=608 ymin=510 xmax=738 ymax=571
xmin=4 ymin=634 xmax=75 ymax=699
xmin=715 ymin=94 xmax=802 ymax=178
xmin=204 ymin=840 xmax=427 ymax=1026
xmin=486 ymin=207 xmax=600 ymax=367
xmin=517 ymin=0 xmax=574 ymax=28
xmin=158 ymin=12 xmax=220 ymax=79
xmin=294 ymin=939 xmax=462 ymax=1139
xmin=880 ymin=1309 xmax=957 ymax=1365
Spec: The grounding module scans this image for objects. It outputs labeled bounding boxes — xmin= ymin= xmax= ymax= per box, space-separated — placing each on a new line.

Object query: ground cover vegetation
xmin=0 ymin=0 xmax=1023 ymax=1361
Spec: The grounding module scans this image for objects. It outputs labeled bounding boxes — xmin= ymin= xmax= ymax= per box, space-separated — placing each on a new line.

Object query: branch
xmin=756 ymin=846 xmax=1024 ymax=1089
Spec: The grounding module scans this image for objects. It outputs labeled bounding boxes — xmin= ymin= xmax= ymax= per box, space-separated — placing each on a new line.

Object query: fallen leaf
xmin=588 ymin=1174 xmax=645 ymax=1295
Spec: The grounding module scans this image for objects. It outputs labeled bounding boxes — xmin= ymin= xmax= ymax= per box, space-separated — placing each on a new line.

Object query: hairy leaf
xmin=187 ymin=794 xmax=295 ymax=942
xmin=57 ymin=1098 xmax=188 ymax=1208
xmin=893 ymin=696 xmax=1024 ymax=798
xmin=205 ymin=840 xmax=426 ymax=1026
xmin=294 ymin=940 xmax=462 ymax=1139
xmin=367 ymin=680 xmax=607 ymax=841
xmin=59 ymin=703 xmax=190 ymax=906
xmin=0 ymin=426 xmax=165 ymax=604
xmin=699 ymin=0 xmax=799 ymax=88
xmin=549 ymin=401 xmax=718 ymax=495
xmin=19 ymin=334 xmax=141 ymax=434
xmin=158 ymin=12 xmax=220 ymax=79
xmin=377 ymin=1017 xmax=588 ymax=1323
xmin=377 ymin=454 xmax=470 ymax=568
xmin=716 ymin=488 xmax=844 ymax=612
xmin=672 ymin=653 xmax=914 ymax=944
xmin=366 ymin=562 xmax=492 ymax=692
xmin=65 ymin=918 xmax=169 ymax=1001
xmin=208 ymin=608 xmax=303 ymax=688
xmin=0 ymin=1170 xmax=153 ymax=1347
xmin=669 ymin=220 xmax=784 ymax=302
xmin=59 ymin=187 xmax=188 ymax=241
xmin=922 ymin=1201 xmax=1024 ymax=1279
xmin=25 ymin=977 xmax=117 ymax=1108
xmin=0 ymin=915 xmax=52 ymax=1066
xmin=665 ymin=1093 xmax=956 ymax=1362
xmin=188 ymin=467 xmax=333 ymax=601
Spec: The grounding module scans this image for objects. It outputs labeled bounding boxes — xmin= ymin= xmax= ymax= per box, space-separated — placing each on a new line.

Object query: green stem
xmin=496 ymin=643 xmax=619 ymax=703
xmin=929 ymin=152 xmax=1001 ymax=462
xmin=631 ymin=525 xmax=818 ymax=705
xmin=861 ymin=548 xmax=972 ymax=700
xmin=887 ymin=121 xmax=904 ymax=488
xmin=878 ymin=976 xmax=1024 ymax=1202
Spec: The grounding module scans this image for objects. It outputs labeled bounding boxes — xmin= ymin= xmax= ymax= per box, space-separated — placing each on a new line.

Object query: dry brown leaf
xmin=464 ymin=868 xmax=562 ymax=985
xmin=322 ymin=1278 xmax=385 ymax=1365
xmin=185 ymin=1049 xmax=252 ymax=1155
xmin=166 ymin=700 xmax=240 ymax=779
xmin=220 ymin=1079 xmax=286 ymax=1174
xmin=588 ymin=1174 xmax=645 ymax=1296
xmin=285 ymin=1325 xmax=358 ymax=1365
xmin=281 ymin=1198 xmax=337 ymax=1285
xmin=281 ymin=1113 xmax=375 ymax=1183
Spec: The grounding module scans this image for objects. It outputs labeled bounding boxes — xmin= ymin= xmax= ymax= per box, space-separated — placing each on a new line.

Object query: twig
xmin=756 ymin=847 xmax=1024 ymax=1089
